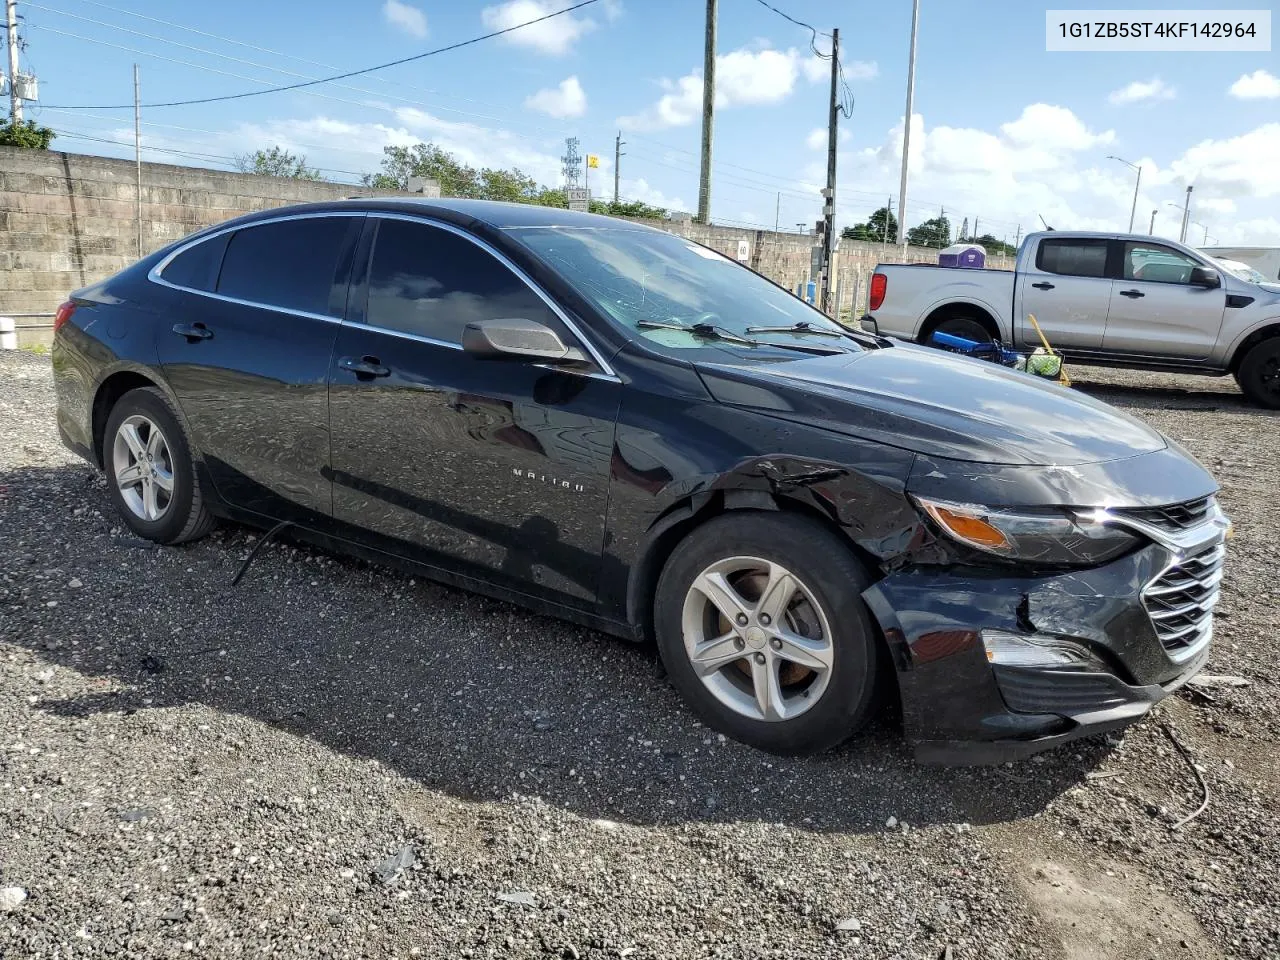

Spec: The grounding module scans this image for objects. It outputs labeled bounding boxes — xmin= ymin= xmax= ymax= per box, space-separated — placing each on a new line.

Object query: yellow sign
xmin=586 ymin=154 xmax=600 ymax=168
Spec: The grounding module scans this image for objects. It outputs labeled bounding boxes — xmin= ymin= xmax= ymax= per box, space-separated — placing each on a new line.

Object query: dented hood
xmin=695 ymin=344 xmax=1168 ymax=466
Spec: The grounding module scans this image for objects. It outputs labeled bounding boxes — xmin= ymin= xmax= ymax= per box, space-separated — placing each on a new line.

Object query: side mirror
xmin=462 ymin=318 xmax=589 ymax=364
xmin=1189 ymin=266 xmax=1221 ymax=288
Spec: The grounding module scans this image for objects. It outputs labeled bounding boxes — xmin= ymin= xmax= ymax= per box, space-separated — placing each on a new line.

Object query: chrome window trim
xmin=147 ymin=210 xmax=367 ymax=323
xmin=365 ymin=212 xmax=618 ymax=379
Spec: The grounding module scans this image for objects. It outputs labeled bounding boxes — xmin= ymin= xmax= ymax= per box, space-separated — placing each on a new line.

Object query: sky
xmin=14 ymin=0 xmax=1280 ymax=246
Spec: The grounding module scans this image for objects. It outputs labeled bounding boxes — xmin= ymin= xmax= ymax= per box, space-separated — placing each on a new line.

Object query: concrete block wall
xmin=0 ymin=147 xmax=407 ymax=345
xmin=1 ymin=146 xmax=1012 ymax=345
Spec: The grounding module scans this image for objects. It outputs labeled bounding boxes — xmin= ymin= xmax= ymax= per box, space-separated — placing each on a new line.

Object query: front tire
xmin=654 ymin=511 xmax=880 ymax=755
xmin=1235 ymin=339 xmax=1280 ymax=409
xmin=104 ymin=386 xmax=214 ymax=544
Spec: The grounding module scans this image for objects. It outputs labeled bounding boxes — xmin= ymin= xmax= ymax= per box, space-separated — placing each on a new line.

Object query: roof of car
xmin=238 ymin=196 xmax=670 ymax=231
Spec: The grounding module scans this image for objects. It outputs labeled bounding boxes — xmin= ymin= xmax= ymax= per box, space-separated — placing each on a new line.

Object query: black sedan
xmin=52 ymin=198 xmax=1230 ymax=762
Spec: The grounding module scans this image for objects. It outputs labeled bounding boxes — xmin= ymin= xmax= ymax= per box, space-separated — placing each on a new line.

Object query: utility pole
xmin=896 ymin=0 xmax=921 ymax=251
xmin=972 ymin=216 xmax=979 ymax=241
xmin=696 ymin=0 xmax=717 ymax=224
xmin=1149 ymin=209 xmax=1157 ymax=234
xmin=1013 ymin=224 xmax=1021 ymax=251
xmin=774 ymin=192 xmax=780 ymax=234
xmin=1179 ymin=185 xmax=1193 ymax=243
xmin=819 ymin=27 xmax=839 ymax=314
xmin=613 ymin=131 xmax=624 ymax=204
xmin=133 ymin=63 xmax=143 ymax=259
xmin=5 ymin=0 xmax=22 ymax=123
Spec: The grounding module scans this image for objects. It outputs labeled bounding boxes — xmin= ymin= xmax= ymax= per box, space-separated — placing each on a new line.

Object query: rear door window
xmin=160 ymin=233 xmax=229 ymax=292
xmin=1035 ymin=239 xmax=1110 ymax=278
xmin=216 ymin=216 xmax=356 ymax=316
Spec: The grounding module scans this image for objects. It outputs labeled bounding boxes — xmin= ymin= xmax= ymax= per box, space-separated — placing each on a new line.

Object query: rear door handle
xmin=338 ymin=355 xmax=391 ymax=379
xmin=172 ymin=322 xmax=213 ymax=342
xmin=1118 ymin=289 xmax=1145 ymax=299
xmin=1031 ymin=281 xmax=1055 ymax=290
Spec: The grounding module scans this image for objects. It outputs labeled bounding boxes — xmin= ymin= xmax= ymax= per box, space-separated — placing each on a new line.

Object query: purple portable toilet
xmin=938 ymin=243 xmax=986 ymax=269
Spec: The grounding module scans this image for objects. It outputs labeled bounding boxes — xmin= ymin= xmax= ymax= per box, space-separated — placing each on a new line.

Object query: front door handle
xmin=1118 ymin=289 xmax=1145 ymax=299
xmin=1031 ymin=281 xmax=1055 ymax=290
xmin=339 ymin=355 xmax=391 ymax=379
xmin=172 ymin=322 xmax=213 ymax=342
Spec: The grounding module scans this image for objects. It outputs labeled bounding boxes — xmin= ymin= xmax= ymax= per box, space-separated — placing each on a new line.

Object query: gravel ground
xmin=2 ymin=350 xmax=1278 ymax=959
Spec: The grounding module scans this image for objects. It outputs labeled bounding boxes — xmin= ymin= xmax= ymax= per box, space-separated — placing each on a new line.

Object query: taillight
xmin=53 ymin=300 xmax=77 ymax=334
xmin=869 ymin=273 xmax=887 ymax=312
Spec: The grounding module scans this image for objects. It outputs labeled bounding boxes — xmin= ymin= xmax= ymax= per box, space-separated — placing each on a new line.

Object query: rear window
xmin=216 ymin=217 xmax=354 ymax=316
xmin=160 ymin=233 xmax=228 ymax=292
xmin=1036 ymin=239 xmax=1109 ymax=278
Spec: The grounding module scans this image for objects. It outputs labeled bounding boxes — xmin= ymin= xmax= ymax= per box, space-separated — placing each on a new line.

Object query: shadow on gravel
xmin=1072 ymin=378 xmax=1275 ymax=416
xmin=4 ymin=463 xmax=1112 ymax=835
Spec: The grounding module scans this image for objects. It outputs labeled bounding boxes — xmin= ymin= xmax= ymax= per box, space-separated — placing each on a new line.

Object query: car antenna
xmin=1038 ymin=215 xmax=1055 ymax=231
xmin=230 ymin=519 xmax=295 ymax=587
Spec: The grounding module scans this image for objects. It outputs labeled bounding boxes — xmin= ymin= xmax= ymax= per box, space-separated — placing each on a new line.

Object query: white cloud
xmin=618 ymin=45 xmax=829 ymax=131
xmin=382 ymin=0 xmax=427 ymax=38
xmin=619 ymin=177 xmax=689 ymax=213
xmin=480 ymin=0 xmax=615 ymax=55
xmin=524 ymin=76 xmax=587 ymax=118
xmin=1107 ymin=77 xmax=1175 ymax=105
xmin=1229 ymin=69 xmax=1280 ymax=99
xmin=805 ymin=127 xmax=851 ymax=150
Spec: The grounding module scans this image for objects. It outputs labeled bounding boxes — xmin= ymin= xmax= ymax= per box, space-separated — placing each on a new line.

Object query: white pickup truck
xmin=862 ymin=231 xmax=1280 ymax=407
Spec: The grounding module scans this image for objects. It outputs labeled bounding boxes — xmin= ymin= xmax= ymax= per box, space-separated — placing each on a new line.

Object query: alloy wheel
xmin=112 ymin=414 xmax=175 ymax=522
xmin=680 ymin=556 xmax=834 ymax=722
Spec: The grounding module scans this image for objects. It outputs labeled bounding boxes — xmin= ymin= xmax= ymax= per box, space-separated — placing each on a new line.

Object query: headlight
xmin=915 ymin=496 xmax=1141 ymax=566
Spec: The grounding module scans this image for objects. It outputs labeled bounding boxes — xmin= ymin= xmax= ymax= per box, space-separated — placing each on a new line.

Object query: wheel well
xmin=919 ymin=303 xmax=999 ymax=342
xmin=628 ymin=490 xmax=882 ymax=643
xmin=1229 ymin=324 xmax=1280 ymax=373
xmin=91 ymin=371 xmax=158 ymax=467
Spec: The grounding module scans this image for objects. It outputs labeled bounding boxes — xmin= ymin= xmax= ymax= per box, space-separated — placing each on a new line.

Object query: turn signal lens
xmin=920 ymin=502 xmax=1011 ymax=552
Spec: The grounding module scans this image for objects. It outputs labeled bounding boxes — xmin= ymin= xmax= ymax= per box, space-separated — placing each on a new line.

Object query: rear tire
xmin=654 ymin=511 xmax=880 ymax=755
xmin=1235 ymin=339 xmax=1280 ymax=409
xmin=924 ymin=316 xmax=994 ymax=346
xmin=104 ymin=386 xmax=214 ymax=544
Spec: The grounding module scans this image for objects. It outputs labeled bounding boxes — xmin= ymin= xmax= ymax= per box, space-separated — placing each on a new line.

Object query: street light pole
xmin=1149 ymin=209 xmax=1157 ymax=234
xmin=895 ymin=0 xmax=921 ymax=252
xmin=1107 ymin=155 xmax=1142 ymax=233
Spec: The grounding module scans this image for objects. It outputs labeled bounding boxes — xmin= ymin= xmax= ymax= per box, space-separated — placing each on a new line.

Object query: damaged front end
xmin=861 ymin=447 xmax=1229 ymax=765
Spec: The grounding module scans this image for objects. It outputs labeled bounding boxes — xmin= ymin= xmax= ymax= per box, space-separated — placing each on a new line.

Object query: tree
xmin=362 ymin=142 xmax=668 ymax=220
xmin=957 ymin=232 xmax=1018 ymax=258
xmin=0 ymin=119 xmax=56 ymax=150
xmin=906 ymin=215 xmax=952 ymax=249
xmin=234 ymin=146 xmax=323 ymax=180
xmin=841 ymin=205 xmax=898 ymax=242
xmin=589 ymin=198 xmax=668 ymax=220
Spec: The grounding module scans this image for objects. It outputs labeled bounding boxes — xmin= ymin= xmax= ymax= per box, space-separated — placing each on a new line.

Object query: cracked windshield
xmin=511 ymin=225 xmax=857 ymax=355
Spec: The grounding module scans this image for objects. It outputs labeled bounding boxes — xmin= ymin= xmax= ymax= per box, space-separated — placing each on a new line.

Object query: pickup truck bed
xmin=862 ymin=231 xmax=1280 ymax=407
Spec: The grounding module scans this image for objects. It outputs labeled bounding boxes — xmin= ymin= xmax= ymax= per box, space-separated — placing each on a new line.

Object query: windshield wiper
xmin=637 ymin=319 xmax=756 ymax=345
xmin=745 ymin=320 xmax=892 ymax=349
xmin=745 ymin=321 xmax=843 ymax=338
xmin=636 ymin=319 xmax=845 ymax=355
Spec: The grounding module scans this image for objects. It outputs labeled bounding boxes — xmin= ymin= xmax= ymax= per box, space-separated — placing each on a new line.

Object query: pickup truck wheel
xmin=653 ymin=511 xmax=880 ymax=755
xmin=1235 ymin=339 xmax=1280 ymax=409
xmin=925 ymin=317 xmax=993 ymax=346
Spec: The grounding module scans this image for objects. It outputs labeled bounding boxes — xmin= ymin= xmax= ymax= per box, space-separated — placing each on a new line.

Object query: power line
xmin=38 ymin=0 xmax=603 ymax=109
xmin=748 ymin=0 xmax=830 ymax=54
xmin=26 ymin=2 xmax=579 ymax=137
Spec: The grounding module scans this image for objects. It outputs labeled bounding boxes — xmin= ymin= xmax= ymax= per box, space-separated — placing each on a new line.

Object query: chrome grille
xmin=1116 ymin=496 xmax=1213 ymax=535
xmin=1143 ymin=543 xmax=1225 ymax=661
xmin=1115 ymin=496 xmax=1214 ymax=532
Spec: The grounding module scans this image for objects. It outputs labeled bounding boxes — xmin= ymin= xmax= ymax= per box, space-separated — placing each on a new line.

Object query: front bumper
xmin=863 ymin=520 xmax=1226 ymax=765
